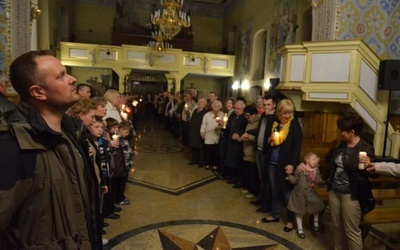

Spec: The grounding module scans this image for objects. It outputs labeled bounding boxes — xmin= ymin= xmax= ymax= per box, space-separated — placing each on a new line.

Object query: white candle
xmin=121 ymin=111 xmax=128 ymax=121
xmin=222 ymin=113 xmax=228 ymax=128
xmin=112 ymin=134 xmax=119 ymax=140
xmin=358 ymin=151 xmax=367 ymax=169
xmin=273 ymin=131 xmax=280 ymax=145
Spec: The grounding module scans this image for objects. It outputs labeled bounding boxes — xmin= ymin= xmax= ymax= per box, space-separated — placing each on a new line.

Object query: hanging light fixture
xmin=150 ymin=0 xmax=191 ymax=40
xmin=148 ymin=25 xmax=172 ymax=57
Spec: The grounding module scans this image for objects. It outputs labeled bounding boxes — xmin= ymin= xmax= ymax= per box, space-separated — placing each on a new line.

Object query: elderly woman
xmin=104 ymin=89 xmax=121 ymax=122
xmin=261 ymin=99 xmax=302 ymax=234
xmin=201 ymin=100 xmax=224 ymax=170
xmin=327 ymin=116 xmax=375 ymax=250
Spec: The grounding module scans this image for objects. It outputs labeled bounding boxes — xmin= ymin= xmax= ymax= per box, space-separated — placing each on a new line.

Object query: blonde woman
xmin=261 ymin=99 xmax=303 ymax=234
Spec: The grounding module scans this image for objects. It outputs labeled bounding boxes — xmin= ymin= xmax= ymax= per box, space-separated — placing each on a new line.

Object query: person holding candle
xmin=102 ymin=117 xmax=122 ymax=220
xmin=360 ymin=158 xmax=400 ymax=177
xmin=218 ymin=98 xmax=236 ymax=176
xmin=200 ymin=100 xmax=224 ymax=170
xmin=181 ymin=92 xmax=193 ymax=146
xmin=261 ymin=99 xmax=302 ymax=235
xmin=113 ymin=121 xmax=136 ymax=206
xmin=325 ymin=116 xmax=375 ymax=250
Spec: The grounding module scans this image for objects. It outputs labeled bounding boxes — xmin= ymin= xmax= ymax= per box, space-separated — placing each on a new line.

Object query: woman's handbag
xmin=357 ymin=184 xmax=375 ymax=214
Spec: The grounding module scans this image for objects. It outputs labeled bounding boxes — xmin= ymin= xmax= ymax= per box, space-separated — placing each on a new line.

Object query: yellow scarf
xmin=270 ymin=117 xmax=294 ymax=146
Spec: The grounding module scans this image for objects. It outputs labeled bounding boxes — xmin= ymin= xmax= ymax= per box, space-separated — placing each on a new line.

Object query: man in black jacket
xmin=246 ymin=95 xmax=276 ymax=213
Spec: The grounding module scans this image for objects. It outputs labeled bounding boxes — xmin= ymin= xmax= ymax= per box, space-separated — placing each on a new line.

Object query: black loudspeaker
xmin=378 ymin=60 xmax=400 ymax=90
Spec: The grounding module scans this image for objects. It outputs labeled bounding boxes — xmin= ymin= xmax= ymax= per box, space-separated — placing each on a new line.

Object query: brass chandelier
xmin=150 ymin=0 xmax=191 ymax=40
xmin=148 ymin=25 xmax=172 ymax=57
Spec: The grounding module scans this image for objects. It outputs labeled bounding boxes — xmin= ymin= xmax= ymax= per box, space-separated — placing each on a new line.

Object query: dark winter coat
xmin=0 ymin=100 xmax=102 ymax=249
xmin=224 ymin=113 xmax=248 ymax=168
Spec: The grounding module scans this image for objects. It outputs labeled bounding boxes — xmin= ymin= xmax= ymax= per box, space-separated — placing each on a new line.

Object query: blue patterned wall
xmin=0 ymin=0 xmax=7 ymax=71
xmin=337 ymin=0 xmax=400 ymax=59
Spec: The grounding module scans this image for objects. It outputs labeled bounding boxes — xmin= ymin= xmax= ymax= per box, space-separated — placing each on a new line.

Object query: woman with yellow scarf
xmin=261 ymin=99 xmax=303 ymax=233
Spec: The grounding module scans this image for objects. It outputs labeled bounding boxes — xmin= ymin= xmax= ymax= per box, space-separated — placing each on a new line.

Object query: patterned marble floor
xmin=102 ymin=117 xmax=400 ymax=250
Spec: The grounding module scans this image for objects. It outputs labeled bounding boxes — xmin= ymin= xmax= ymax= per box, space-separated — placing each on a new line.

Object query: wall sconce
xmin=232 ymin=80 xmax=240 ymax=90
xmin=241 ymin=79 xmax=250 ymax=90
xmin=31 ymin=6 xmax=41 ymax=21
xmin=263 ymin=79 xmax=271 ymax=89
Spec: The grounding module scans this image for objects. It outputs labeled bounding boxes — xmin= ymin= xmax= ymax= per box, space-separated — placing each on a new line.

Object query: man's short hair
xmin=263 ymin=94 xmax=276 ymax=104
xmin=77 ymin=83 xmax=91 ymax=91
xmin=9 ymin=50 xmax=54 ymax=100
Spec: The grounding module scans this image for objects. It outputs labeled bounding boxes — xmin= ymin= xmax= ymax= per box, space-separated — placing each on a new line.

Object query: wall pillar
xmin=165 ymin=72 xmax=187 ymax=93
xmin=113 ymin=68 xmax=132 ymax=93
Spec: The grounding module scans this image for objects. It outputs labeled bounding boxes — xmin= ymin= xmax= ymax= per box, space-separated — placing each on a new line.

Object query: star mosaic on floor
xmin=104 ymin=220 xmax=302 ymax=250
xmin=158 ymin=226 xmax=278 ymax=249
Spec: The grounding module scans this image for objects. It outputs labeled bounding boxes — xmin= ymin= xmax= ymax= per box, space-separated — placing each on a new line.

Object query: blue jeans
xmin=268 ymin=162 xmax=294 ymax=223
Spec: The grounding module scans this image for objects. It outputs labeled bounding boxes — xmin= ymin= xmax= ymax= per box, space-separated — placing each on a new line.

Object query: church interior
xmin=1 ymin=0 xmax=400 ymax=249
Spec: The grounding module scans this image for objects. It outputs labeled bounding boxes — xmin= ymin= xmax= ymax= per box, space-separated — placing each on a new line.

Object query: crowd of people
xmin=0 ymin=50 xmax=399 ymax=249
xmin=149 ymin=89 xmax=389 ymax=250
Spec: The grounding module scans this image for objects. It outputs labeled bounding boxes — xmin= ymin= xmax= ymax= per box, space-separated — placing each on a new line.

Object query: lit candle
xmin=132 ymin=100 xmax=138 ymax=107
xmin=215 ymin=116 xmax=221 ymax=123
xmin=121 ymin=111 xmax=128 ymax=121
xmin=359 ymin=151 xmax=367 ymax=170
xmin=112 ymin=133 xmax=119 ymax=140
xmin=273 ymin=131 xmax=280 ymax=145
xmin=222 ymin=113 xmax=228 ymax=129
xmin=184 ymin=103 xmax=188 ymax=110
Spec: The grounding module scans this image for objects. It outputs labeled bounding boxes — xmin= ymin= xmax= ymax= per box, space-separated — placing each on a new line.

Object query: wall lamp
xmin=31 ymin=6 xmax=41 ymax=21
